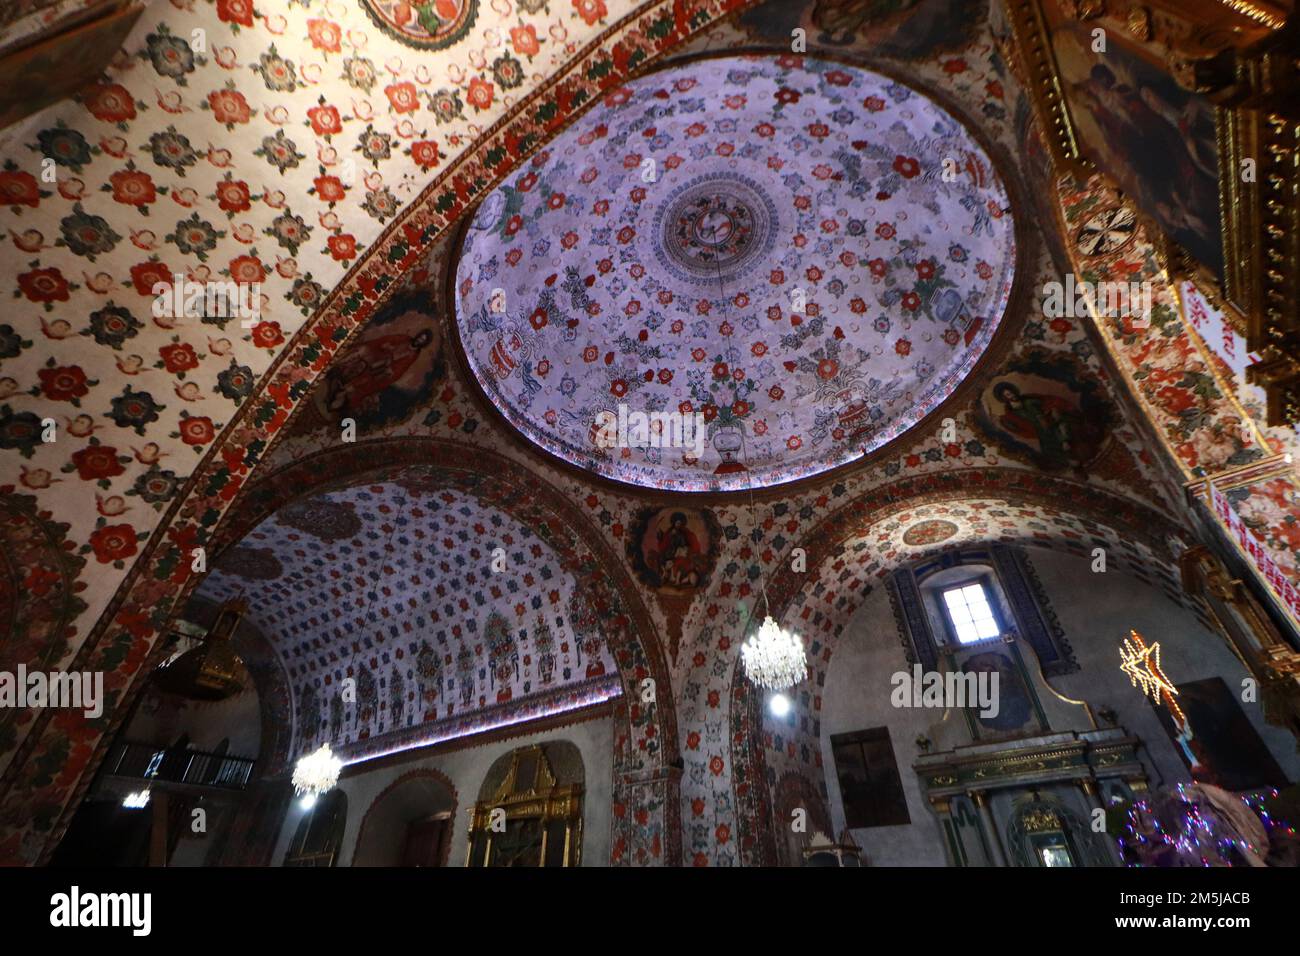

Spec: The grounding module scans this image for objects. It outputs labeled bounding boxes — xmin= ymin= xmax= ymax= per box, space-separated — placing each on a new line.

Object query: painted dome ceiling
xmin=454 ymin=54 xmax=1017 ymax=492
xmin=196 ymin=472 xmax=619 ymax=759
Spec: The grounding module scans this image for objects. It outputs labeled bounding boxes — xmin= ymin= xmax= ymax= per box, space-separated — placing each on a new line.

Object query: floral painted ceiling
xmin=454 ymin=53 xmax=1017 ymax=491
xmin=0 ymin=0 xmax=649 ymax=653
xmin=196 ymin=472 xmax=619 ymax=758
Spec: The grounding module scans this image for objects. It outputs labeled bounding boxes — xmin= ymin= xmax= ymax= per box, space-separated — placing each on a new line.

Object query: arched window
xmin=466 ymin=743 xmax=584 ymax=867
xmin=283 ymin=790 xmax=347 ymax=867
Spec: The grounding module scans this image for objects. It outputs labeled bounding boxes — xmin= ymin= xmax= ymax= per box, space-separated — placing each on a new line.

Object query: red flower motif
xmin=774 ymin=87 xmax=800 ymax=105
xmin=313 ymin=175 xmax=346 ymax=203
xmin=307 ymin=104 xmax=342 ymax=136
xmin=129 ymin=261 xmax=171 ymax=296
xmin=0 ymin=169 xmax=41 ymax=207
xmin=251 ymin=321 xmax=284 ymax=348
xmin=1158 ymin=385 xmax=1196 ymax=414
xmin=466 ymin=77 xmax=494 ymax=111
xmin=511 ymin=24 xmax=540 ymax=57
xmin=326 ymin=233 xmax=357 ymax=262
xmin=83 ymin=83 xmax=135 ymax=123
xmin=385 ymin=82 xmax=420 ymax=114
xmin=895 ymin=337 xmax=913 ymax=356
xmin=19 ymin=267 xmax=71 ymax=304
xmin=208 ymin=88 xmax=251 ymax=125
xmin=868 ymin=258 xmax=888 ymax=277
xmin=159 ymin=342 xmax=199 ymax=374
xmin=893 ymin=155 xmax=921 ymax=178
xmin=110 ymin=169 xmax=157 ymax=208
xmin=712 ymin=362 xmax=729 ymax=380
xmin=573 ymin=0 xmax=607 ymax=26
xmin=917 ymin=260 xmax=935 ymax=280
xmin=901 ymin=292 xmax=920 ymax=311
xmin=216 ymin=0 xmax=254 ymax=26
xmin=214 ymin=177 xmax=250 ymax=213
xmin=306 ymin=17 xmax=342 ymax=53
xmin=89 ymin=524 xmax=138 ymax=564
xmin=409 ymin=139 xmax=440 ymax=170
xmin=179 ymin=416 xmax=215 ymax=446
xmin=876 ymin=222 xmax=896 ymax=240
xmin=817 ymin=358 xmax=839 ymax=380
xmin=863 ymin=95 xmax=886 ymax=112
xmin=71 ymin=445 xmax=123 ymax=481
xmin=529 ymin=307 xmax=548 ymax=330
xmin=228 ymin=255 xmax=266 ymax=284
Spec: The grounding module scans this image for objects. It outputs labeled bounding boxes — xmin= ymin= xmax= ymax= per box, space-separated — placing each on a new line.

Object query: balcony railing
xmin=106 ymin=741 xmax=256 ymax=790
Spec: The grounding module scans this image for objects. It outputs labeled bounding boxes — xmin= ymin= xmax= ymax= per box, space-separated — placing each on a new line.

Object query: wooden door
xmin=401 ymin=816 xmax=448 ymax=867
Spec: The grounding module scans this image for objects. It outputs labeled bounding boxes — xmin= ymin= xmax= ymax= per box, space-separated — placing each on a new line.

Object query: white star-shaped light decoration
xmin=1118 ymin=631 xmax=1178 ymax=704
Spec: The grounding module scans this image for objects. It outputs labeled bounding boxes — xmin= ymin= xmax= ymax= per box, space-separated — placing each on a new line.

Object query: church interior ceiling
xmin=0 ymin=0 xmax=1298 ymax=876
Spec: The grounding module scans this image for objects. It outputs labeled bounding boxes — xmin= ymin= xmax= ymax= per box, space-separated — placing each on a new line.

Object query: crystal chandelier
xmin=742 ymin=615 xmax=807 ymax=690
xmin=292 ymin=743 xmax=342 ymax=805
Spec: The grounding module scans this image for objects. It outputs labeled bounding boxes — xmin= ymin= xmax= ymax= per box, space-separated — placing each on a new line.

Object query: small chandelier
xmin=292 ymin=744 xmax=342 ymax=805
xmin=742 ymin=615 xmax=807 ymax=690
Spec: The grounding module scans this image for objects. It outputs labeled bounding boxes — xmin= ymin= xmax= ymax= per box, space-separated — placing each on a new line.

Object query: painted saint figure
xmin=992 ymin=381 xmax=1103 ymax=471
xmin=323 ymin=327 xmax=435 ymax=414
xmin=651 ymin=512 xmax=706 ymax=588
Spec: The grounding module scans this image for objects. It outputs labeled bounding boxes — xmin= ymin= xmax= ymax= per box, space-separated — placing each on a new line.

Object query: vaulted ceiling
xmin=197 ymin=472 xmax=619 ymax=758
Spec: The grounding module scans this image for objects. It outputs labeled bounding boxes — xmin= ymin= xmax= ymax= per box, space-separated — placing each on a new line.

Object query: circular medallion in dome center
xmin=653 ymin=173 xmax=777 ymax=284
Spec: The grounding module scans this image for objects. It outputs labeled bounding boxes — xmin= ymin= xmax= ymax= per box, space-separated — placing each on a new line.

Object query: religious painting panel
xmin=627 ymin=507 xmax=722 ymax=593
xmin=957 ymin=647 xmax=1044 ymax=738
xmin=735 ymin=0 xmax=987 ymax=59
xmin=974 ymin=347 xmax=1115 ymax=474
xmin=1041 ymin=2 xmax=1222 ymax=278
xmin=308 ymin=288 xmax=444 ymax=433
xmin=830 ymin=727 xmax=910 ymax=829
xmin=1153 ymin=676 xmax=1289 ymax=792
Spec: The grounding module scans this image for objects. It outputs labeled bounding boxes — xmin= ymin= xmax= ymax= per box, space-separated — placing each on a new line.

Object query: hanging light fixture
xmin=742 ymin=615 xmax=807 ymax=691
xmin=292 ymin=743 xmax=342 ymax=807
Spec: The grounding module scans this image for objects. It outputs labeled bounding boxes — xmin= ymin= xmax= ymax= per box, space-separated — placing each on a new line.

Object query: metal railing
xmin=106 ymin=741 xmax=256 ymax=790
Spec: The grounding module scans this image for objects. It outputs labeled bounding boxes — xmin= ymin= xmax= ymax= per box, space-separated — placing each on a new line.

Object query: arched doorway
xmin=352 ymin=771 xmax=456 ymax=867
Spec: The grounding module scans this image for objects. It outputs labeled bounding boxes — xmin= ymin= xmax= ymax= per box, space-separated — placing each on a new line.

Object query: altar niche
xmin=465 ymin=743 xmax=584 ymax=867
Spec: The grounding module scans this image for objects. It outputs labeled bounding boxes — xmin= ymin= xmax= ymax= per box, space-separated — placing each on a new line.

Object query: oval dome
xmin=454 ymin=54 xmax=1016 ymax=492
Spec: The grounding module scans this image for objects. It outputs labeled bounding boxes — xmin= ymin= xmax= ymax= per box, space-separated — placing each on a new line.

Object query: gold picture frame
xmin=1004 ymin=0 xmax=1299 ymax=421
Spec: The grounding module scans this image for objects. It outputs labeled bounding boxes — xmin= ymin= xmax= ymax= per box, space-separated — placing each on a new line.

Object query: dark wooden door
xmin=401 ymin=817 xmax=448 ymax=867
